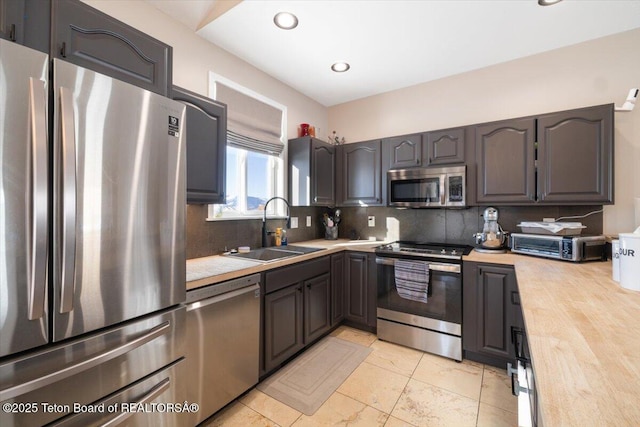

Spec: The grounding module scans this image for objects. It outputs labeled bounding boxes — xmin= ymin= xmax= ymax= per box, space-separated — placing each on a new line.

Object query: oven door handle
xmin=375 ymin=257 xmax=461 ymax=274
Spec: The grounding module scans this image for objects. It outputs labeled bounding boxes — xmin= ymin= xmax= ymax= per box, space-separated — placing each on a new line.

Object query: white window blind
xmin=215 ymin=82 xmax=284 ymax=155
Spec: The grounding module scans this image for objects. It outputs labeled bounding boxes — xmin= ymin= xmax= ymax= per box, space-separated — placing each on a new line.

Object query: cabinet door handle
xmin=60 ymin=42 xmax=67 ymax=58
xmin=511 ymin=291 xmax=520 ymax=305
xmin=314 ymin=196 xmax=318 ymax=202
xmin=9 ymin=24 xmax=16 ymax=41
xmin=416 ymin=158 xmax=420 ymax=164
xmin=507 ymin=363 xmax=518 ymax=397
xmin=298 ymin=286 xmax=303 ymax=293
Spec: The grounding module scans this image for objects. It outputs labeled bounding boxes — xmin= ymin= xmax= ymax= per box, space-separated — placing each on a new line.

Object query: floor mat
xmin=256 ymin=336 xmax=372 ymax=415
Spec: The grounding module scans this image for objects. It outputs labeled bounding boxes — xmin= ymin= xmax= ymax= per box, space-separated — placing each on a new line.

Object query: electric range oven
xmin=375 ymin=241 xmax=472 ymax=361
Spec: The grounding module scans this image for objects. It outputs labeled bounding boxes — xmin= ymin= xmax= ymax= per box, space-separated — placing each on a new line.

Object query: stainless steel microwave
xmin=388 ymin=166 xmax=466 ymax=208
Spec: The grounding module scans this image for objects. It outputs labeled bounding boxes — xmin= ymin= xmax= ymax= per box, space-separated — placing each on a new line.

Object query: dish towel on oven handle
xmin=394 ymin=259 xmax=430 ymax=303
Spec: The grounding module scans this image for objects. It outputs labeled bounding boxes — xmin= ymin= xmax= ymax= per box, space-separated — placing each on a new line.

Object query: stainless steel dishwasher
xmin=186 ymin=273 xmax=261 ymax=425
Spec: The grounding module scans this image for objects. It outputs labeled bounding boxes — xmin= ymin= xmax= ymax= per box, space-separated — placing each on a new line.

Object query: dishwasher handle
xmin=187 ymin=283 xmax=260 ymax=311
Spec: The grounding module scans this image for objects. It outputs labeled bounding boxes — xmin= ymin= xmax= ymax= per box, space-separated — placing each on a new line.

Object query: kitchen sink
xmin=231 ymin=246 xmax=324 ymax=263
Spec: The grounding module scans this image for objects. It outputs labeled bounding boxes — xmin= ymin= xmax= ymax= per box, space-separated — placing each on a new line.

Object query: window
xmin=207 ymin=73 xmax=287 ymax=220
xmin=208 ymin=146 xmax=284 ymax=219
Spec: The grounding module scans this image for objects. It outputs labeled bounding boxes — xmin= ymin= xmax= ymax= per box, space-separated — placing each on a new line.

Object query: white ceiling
xmin=148 ymin=0 xmax=640 ymax=107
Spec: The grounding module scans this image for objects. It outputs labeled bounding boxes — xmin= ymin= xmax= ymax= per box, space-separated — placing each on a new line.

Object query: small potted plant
xmin=328 ymin=131 xmax=345 ymax=145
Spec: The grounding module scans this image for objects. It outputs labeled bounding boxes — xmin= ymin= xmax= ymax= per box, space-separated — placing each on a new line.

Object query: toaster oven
xmin=510 ymin=233 xmax=606 ymax=262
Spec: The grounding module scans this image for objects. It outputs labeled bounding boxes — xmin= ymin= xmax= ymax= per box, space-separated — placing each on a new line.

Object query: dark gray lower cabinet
xmin=330 ymin=253 xmax=345 ymax=325
xmin=463 ymin=262 xmax=523 ymax=368
xmin=303 ymin=273 xmax=331 ymax=343
xmin=262 ymin=256 xmax=332 ymax=374
xmin=263 ymin=284 xmax=304 ymax=373
xmin=344 ymin=252 xmax=377 ymax=330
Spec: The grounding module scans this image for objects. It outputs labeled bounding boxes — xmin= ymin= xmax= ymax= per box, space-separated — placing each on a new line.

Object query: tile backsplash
xmin=337 ymin=205 xmax=603 ymax=246
xmin=186 ymin=204 xmax=603 ymax=259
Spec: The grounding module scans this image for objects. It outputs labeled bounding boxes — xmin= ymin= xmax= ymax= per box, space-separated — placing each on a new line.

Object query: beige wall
xmin=84 ymin=1 xmax=327 ymax=140
xmin=329 ymin=29 xmax=640 ymax=235
xmin=82 ymin=1 xmax=638 ymax=234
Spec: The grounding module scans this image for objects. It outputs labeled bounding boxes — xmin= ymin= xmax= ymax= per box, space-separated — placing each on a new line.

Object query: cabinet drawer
xmin=264 ymin=256 xmax=330 ymax=294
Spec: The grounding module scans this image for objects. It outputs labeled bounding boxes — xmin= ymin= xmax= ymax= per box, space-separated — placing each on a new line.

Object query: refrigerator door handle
xmin=59 ymin=86 xmax=77 ymax=314
xmin=0 ymin=320 xmax=171 ymax=402
xmin=28 ymin=77 xmax=48 ymax=320
xmin=99 ymin=377 xmax=172 ymax=427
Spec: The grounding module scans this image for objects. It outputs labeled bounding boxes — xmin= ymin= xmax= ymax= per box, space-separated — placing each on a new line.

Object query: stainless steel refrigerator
xmin=1 ymin=39 xmax=187 ymax=426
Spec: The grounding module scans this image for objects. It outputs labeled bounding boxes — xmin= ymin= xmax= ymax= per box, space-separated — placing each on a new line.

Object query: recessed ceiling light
xmin=273 ymin=12 xmax=298 ymax=30
xmin=331 ymin=62 xmax=350 ymax=73
xmin=538 ymin=0 xmax=562 ymax=5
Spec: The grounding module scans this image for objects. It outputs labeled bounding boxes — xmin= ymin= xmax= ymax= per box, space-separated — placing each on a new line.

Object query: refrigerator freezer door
xmin=0 ymin=306 xmax=185 ymax=426
xmin=52 ymin=59 xmax=186 ymax=341
xmin=0 ymin=40 xmax=49 ymax=357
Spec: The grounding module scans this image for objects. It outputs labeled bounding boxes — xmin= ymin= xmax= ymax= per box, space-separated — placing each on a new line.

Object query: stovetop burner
xmin=375 ymin=241 xmax=473 ymax=260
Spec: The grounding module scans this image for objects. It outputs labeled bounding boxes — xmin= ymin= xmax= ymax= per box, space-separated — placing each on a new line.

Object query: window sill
xmin=205 ymin=215 xmax=289 ymax=222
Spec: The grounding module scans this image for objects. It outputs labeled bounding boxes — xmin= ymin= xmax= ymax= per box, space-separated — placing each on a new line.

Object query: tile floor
xmin=203 ymin=326 xmax=517 ymax=427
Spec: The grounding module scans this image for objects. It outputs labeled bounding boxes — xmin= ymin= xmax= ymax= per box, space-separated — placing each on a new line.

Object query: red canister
xmin=299 ymin=123 xmax=310 ymax=137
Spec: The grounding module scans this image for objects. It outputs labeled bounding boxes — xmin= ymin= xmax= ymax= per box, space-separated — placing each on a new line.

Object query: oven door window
xmin=377 ymin=263 xmax=461 ymax=324
xmin=390 ymin=177 xmax=440 ymax=203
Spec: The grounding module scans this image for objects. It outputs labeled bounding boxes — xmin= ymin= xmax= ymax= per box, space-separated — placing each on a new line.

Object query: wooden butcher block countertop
xmin=186 ymin=239 xmax=381 ymax=290
xmin=465 ymin=250 xmax=640 ymax=426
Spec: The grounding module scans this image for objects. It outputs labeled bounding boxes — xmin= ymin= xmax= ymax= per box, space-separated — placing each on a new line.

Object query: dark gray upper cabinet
xmin=171 ymin=86 xmax=227 ymax=204
xmin=0 ymin=0 xmax=23 ymax=43
xmin=463 ymin=262 xmax=523 ymax=368
xmin=537 ymin=104 xmax=614 ymax=204
xmin=476 ymin=118 xmax=536 ymax=204
xmin=475 ymin=104 xmax=614 ymax=206
xmin=337 ymin=140 xmax=383 ymax=206
xmin=425 ymin=127 xmax=466 ymax=166
xmin=0 ymin=0 xmax=50 ymax=53
xmin=51 ymin=0 xmax=172 ymax=96
xmin=288 ymin=137 xmax=335 ymax=206
xmin=385 ymin=134 xmax=422 ymax=169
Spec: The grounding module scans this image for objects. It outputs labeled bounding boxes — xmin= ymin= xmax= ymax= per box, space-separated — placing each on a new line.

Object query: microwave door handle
xmin=440 ymin=175 xmax=446 ymax=205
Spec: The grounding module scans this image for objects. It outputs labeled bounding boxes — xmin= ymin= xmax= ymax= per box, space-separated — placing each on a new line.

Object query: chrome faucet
xmin=262 ymin=196 xmax=291 ymax=247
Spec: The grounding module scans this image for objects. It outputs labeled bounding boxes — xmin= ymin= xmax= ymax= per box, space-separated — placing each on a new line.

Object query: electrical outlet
xmin=290 ymin=217 xmax=298 ymax=228
xmin=306 ymin=216 xmax=312 ymax=227
xmin=368 ymin=216 xmax=375 ymax=227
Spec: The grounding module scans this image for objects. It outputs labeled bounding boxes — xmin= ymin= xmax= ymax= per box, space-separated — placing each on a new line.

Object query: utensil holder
xmin=325 ymin=226 xmax=338 ymax=240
